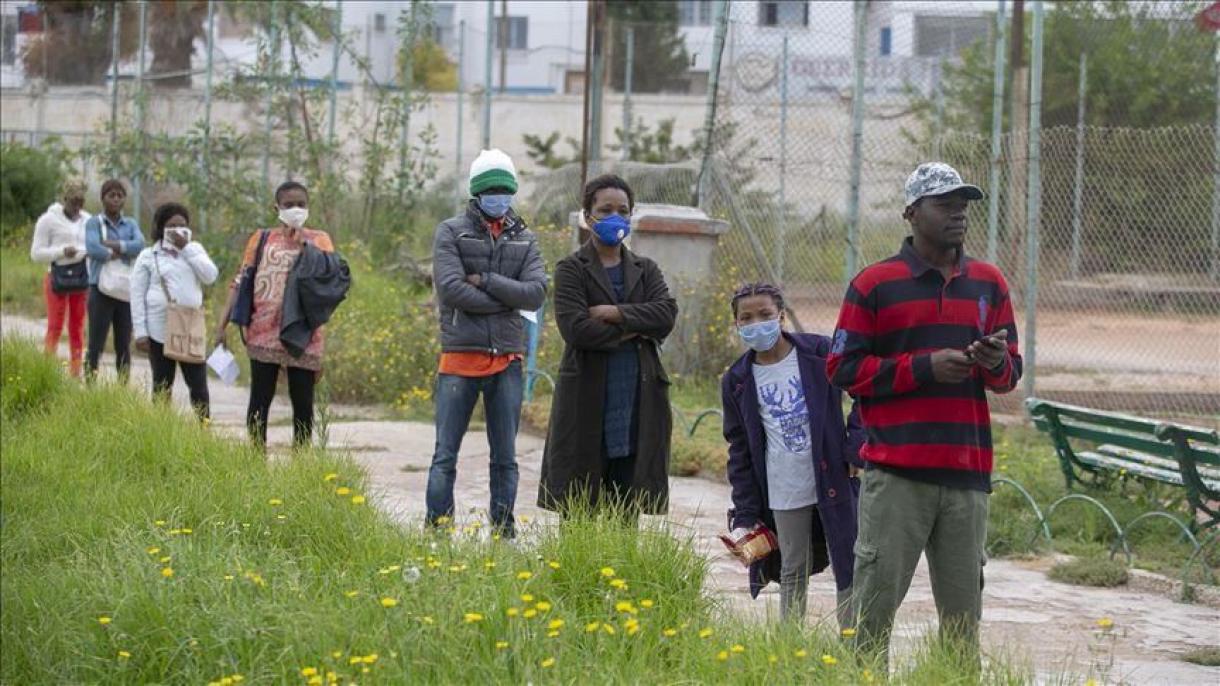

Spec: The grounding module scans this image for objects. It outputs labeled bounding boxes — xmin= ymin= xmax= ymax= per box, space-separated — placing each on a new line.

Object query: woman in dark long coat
xmin=537 ymin=174 xmax=678 ymax=517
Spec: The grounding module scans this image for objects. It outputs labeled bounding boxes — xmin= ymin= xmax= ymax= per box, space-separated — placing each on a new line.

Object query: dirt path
xmin=4 ymin=313 xmax=1217 ymax=685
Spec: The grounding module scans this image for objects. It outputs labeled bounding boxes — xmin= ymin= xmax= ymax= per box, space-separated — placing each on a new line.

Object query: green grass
xmin=1 ymin=243 xmax=47 ymax=317
xmin=0 ymin=337 xmax=1037 ymax=684
xmin=1181 ymin=646 xmax=1220 ymax=667
xmin=1046 ymin=557 xmax=1130 ymax=588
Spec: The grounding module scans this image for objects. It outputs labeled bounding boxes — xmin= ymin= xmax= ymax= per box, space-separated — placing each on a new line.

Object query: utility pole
xmin=1006 ymin=0 xmax=1027 ymax=277
xmin=580 ymin=1 xmax=594 ymax=190
xmin=499 ymin=0 xmax=507 ymax=93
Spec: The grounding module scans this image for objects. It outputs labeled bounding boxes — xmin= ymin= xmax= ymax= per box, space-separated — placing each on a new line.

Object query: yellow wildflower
xmin=698 ymin=628 xmax=713 ymax=639
xmin=300 ymin=667 xmax=318 ymax=677
xmin=548 ymin=561 xmax=561 ymax=569
xmin=516 ymin=571 xmax=533 ymax=580
xmin=351 ymin=495 xmax=366 ymax=505
xmin=484 ymin=560 xmax=497 ymax=570
xmin=841 ymin=628 xmax=857 ymax=638
xmin=585 ymin=621 xmax=601 ymax=633
xmin=662 ymin=628 xmax=677 ymax=637
xmin=547 ymin=619 xmax=565 ymax=630
xmin=600 ymin=567 xmax=616 ymax=578
xmin=161 ymin=567 xmax=174 ymax=579
xmin=117 ymin=650 xmax=132 ymax=659
xmin=160 ymin=556 xmax=172 ymax=563
xmin=380 ymin=597 xmax=399 ymax=608
xmin=336 ymin=487 xmax=352 ymax=496
xmin=540 ymin=657 xmax=555 ymax=668
xmin=535 ymin=601 xmax=552 ymax=612
xmin=323 ymin=473 xmax=339 ymax=482
xmin=98 ymin=616 xmax=112 ymax=625
xmin=496 ymin=641 xmax=509 ymax=650
xmin=731 ymin=644 xmax=745 ymax=654
xmin=768 ymin=654 xmax=778 ymax=664
xmin=464 ymin=612 xmax=485 ymax=623
xmin=547 ymin=630 xmax=560 ymax=638
xmin=821 ymin=655 xmax=838 ymax=666
xmin=154 ymin=520 xmax=166 ymax=526
xmin=268 ymin=498 xmax=283 ymax=506
xmin=180 ymin=528 xmax=192 ymax=534
xmin=603 ymin=623 xmax=617 ymax=635
xmin=420 ymin=616 xmax=434 ymax=624
xmin=146 ymin=546 xmax=160 ymax=555
xmin=1096 ymin=617 xmax=1114 ymax=629
xmin=716 ymin=650 xmax=729 ymax=662
xmin=794 ymin=649 xmax=808 ymax=658
xmin=345 ymin=590 xmax=360 ymax=598
xmin=640 ymin=599 xmax=655 ymax=609
xmin=523 ymin=609 xmax=538 ymax=619
xmin=520 ymin=593 xmax=534 ymax=603
xmin=608 ymin=578 xmax=628 ymax=590
xmin=506 ymin=607 xmax=520 ymax=617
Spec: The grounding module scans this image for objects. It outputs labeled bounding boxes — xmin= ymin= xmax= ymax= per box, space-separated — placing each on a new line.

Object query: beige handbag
xmin=154 ymin=252 xmax=206 ymax=364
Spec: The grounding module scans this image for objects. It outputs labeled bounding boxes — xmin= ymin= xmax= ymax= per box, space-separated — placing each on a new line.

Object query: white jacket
xmin=131 ymin=241 xmax=219 ymax=344
xmin=30 ymin=202 xmax=90 ymax=269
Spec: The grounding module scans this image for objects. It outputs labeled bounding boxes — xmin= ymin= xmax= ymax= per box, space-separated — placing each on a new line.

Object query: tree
xmin=930 ymin=1 xmax=1213 ymax=134
xmin=606 ymin=1 xmax=691 ymax=94
xmin=146 ymin=1 xmax=209 ymax=89
xmin=22 ymin=2 xmax=137 ymax=85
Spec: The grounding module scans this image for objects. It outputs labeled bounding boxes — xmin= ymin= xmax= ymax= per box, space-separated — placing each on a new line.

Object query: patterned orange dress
xmin=237 ymin=227 xmax=335 ymax=371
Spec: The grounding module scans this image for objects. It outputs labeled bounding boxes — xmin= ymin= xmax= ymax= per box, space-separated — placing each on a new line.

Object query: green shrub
xmin=1182 ymin=647 xmax=1220 ymax=667
xmin=1 ymin=142 xmax=66 ymax=245
xmin=1 ymin=245 xmax=49 ymax=316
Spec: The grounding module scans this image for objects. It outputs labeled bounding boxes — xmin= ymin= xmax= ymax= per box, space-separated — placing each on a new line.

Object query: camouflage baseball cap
xmin=904 ymin=162 xmax=985 ymax=207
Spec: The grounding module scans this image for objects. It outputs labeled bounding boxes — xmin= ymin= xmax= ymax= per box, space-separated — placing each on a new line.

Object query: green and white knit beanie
xmin=469 ymin=149 xmax=518 ymax=196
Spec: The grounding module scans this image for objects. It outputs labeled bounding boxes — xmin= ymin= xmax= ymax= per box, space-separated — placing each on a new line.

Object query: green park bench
xmin=1026 ymin=398 xmax=1220 ymax=530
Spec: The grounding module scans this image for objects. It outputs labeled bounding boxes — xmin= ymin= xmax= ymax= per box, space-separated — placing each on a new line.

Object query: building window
xmin=759 ymin=1 xmax=808 ymax=28
xmin=879 ymin=26 xmax=891 ymax=56
xmin=373 ymin=13 xmax=386 ymax=33
xmin=678 ymin=0 xmax=715 ymax=27
xmin=495 ymin=16 xmax=528 ymax=51
xmin=914 ymin=14 xmax=990 ymax=57
xmin=1 ymin=14 xmax=16 ymax=67
xmin=429 ymin=4 xmax=455 ymax=50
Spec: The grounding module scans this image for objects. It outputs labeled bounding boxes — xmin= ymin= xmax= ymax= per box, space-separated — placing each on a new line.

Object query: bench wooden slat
xmin=1077 ymin=451 xmax=1184 ymax=485
xmin=1027 ymin=398 xmax=1164 ymax=435
xmin=1096 ymin=445 xmax=1220 ymax=481
xmin=1037 ymin=417 xmax=1170 ymax=456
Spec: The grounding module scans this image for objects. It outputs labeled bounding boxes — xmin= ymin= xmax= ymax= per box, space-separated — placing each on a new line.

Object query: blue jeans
xmin=425 ymin=361 xmax=522 ymax=535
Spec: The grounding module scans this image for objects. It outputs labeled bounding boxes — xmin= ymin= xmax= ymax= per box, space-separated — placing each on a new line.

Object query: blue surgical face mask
xmin=477 ymin=193 xmax=513 ymax=218
xmin=737 ymin=318 xmax=782 ymax=352
xmin=592 ymin=213 xmax=631 ymax=247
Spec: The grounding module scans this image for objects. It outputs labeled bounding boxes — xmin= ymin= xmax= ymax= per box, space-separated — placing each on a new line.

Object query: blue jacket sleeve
xmin=844 ymin=398 xmax=865 ymax=467
xmin=85 ymin=217 xmax=110 ymax=261
xmin=122 ymin=221 xmax=145 ymax=256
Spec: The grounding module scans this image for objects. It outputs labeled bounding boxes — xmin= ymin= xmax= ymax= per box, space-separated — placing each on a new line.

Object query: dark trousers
xmin=602 ymin=452 xmax=640 ymax=526
xmin=85 ymin=285 xmax=132 ymax=381
xmin=148 ymin=339 xmax=210 ymax=421
xmin=247 ymin=359 xmax=315 ymax=449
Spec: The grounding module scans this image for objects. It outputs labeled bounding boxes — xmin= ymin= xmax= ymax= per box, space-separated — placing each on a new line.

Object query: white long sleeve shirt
xmin=131 ymin=240 xmax=219 ymax=343
xmin=30 ymin=203 xmax=90 ymax=269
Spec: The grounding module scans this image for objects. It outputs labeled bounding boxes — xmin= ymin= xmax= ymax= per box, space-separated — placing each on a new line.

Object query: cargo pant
xmin=851 ymin=467 xmax=989 ymax=668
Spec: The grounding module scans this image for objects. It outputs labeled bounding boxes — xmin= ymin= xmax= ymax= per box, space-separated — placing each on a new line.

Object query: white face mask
xmin=165 ymin=227 xmax=192 ymax=244
xmin=278 ymin=207 xmax=309 ymax=229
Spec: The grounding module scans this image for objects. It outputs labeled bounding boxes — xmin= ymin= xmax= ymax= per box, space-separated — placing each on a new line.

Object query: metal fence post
xmin=693 ymin=0 xmax=729 ymax=208
xmin=1069 ymin=52 xmax=1087 ymax=280
xmin=398 ymin=2 xmax=415 ymax=199
xmin=456 ymin=19 xmax=466 ymax=208
xmin=201 ymin=0 xmax=215 ymax=235
xmin=932 ymin=58 xmax=945 ymax=160
xmin=621 ymin=26 xmax=634 ymax=161
xmin=987 ymin=0 xmax=1007 ymax=263
xmin=844 ymin=0 xmax=867 ymax=284
xmin=1212 ymin=35 xmax=1220 ymax=281
xmin=482 ymin=0 xmax=494 ymax=149
xmin=1023 ymin=0 xmax=1044 ymax=399
xmin=133 ymin=0 xmax=147 ymax=222
xmin=109 ymin=1 xmax=120 ymax=167
xmin=328 ymin=0 xmax=342 ymax=144
xmin=262 ymin=1 xmax=279 ymax=187
xmin=777 ymin=32 xmax=789 ymax=284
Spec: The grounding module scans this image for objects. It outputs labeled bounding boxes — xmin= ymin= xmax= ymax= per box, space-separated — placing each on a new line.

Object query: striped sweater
xmin=826 ymin=238 xmax=1022 ymax=492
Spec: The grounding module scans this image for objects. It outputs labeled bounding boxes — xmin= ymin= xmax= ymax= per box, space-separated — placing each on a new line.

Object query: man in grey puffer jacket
xmin=427 ymin=149 xmax=547 ymax=538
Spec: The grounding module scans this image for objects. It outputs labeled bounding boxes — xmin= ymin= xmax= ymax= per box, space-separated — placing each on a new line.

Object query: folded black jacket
xmin=281 ymin=241 xmax=351 ymax=357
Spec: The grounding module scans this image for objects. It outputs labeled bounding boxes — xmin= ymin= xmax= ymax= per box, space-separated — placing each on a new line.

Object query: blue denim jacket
xmin=85 ymin=214 xmax=144 ymax=285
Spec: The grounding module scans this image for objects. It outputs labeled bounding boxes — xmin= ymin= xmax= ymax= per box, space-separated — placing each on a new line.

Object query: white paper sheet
xmin=206 ymin=345 xmax=240 ymax=385
xmin=519 ymin=310 xmax=539 ymax=324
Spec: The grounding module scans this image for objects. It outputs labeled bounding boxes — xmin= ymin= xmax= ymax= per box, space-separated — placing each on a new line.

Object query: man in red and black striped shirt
xmin=827 ymin=162 xmax=1022 ymax=666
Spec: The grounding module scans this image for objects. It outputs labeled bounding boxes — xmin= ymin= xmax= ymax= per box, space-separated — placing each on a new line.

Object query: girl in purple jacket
xmin=721 ymin=282 xmax=864 ymax=626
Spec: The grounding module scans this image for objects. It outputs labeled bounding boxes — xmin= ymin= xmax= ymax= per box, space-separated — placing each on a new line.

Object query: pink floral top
xmin=238 ymin=227 xmax=334 ymax=371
